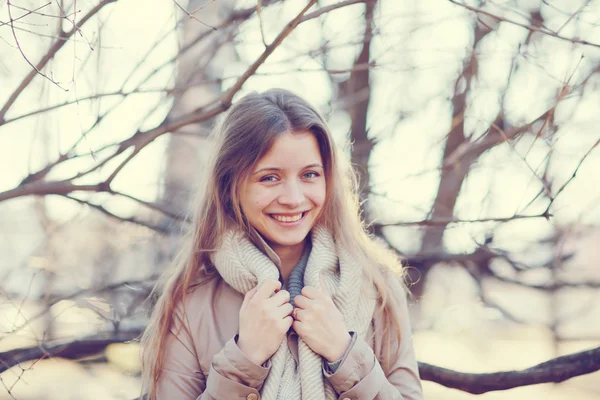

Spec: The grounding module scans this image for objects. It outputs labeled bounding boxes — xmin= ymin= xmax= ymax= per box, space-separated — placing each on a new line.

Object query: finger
xmin=280 ymin=315 xmax=294 ymax=331
xmin=293 ymin=295 xmax=310 ymax=309
xmin=292 ymin=319 xmax=304 ymax=335
xmin=319 ymin=273 xmax=331 ymax=298
xmin=267 ymin=289 xmax=291 ymax=306
xmin=255 ymin=279 xmax=282 ymax=300
xmin=292 ymin=308 xmax=303 ymax=321
xmin=301 ymin=286 xmax=319 ymax=300
xmin=276 ymin=303 xmax=294 ymax=319
xmin=241 ymin=286 xmax=258 ymax=310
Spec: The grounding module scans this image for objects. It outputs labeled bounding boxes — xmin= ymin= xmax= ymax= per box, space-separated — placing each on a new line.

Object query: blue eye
xmin=303 ymin=171 xmax=319 ymax=179
xmin=260 ymin=175 xmax=278 ymax=182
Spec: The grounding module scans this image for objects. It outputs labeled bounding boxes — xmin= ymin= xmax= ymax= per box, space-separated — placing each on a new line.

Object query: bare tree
xmin=1 ymin=0 xmax=599 ymax=398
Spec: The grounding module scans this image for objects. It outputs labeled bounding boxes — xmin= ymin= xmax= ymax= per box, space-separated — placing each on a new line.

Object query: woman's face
xmin=240 ymin=131 xmax=326 ymax=251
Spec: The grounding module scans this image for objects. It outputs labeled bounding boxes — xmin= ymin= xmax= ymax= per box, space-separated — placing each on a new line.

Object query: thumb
xmin=241 ymin=286 xmax=258 ymax=310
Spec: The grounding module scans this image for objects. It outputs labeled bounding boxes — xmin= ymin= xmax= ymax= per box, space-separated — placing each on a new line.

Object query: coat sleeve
xmin=156 ymin=302 xmax=271 ymax=399
xmin=322 ymin=272 xmax=423 ymax=400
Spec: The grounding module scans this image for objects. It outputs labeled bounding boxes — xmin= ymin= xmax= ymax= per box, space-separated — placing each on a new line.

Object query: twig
xmin=545 ymin=136 xmax=600 ymax=213
xmin=373 ymin=213 xmax=551 ymax=227
xmin=556 ymin=0 xmax=591 ymax=35
xmin=2 ymin=60 xmax=377 ymax=127
xmin=4 ymin=276 xmax=158 ymax=337
xmin=54 ymin=0 xmax=94 ymax=51
xmin=0 ymin=2 xmax=51 ymax=28
xmin=448 ymin=0 xmax=600 ymax=49
xmin=301 ymin=0 xmax=365 ymax=22
xmin=490 ymin=274 xmax=600 ymax=290
xmin=173 ymin=0 xmax=216 ymax=30
xmin=5 ymin=0 xmax=67 ymax=90
xmin=64 ymin=195 xmax=169 ymax=233
xmin=111 ymin=190 xmax=188 ymax=222
xmin=442 ymin=108 xmax=551 ymax=169
xmin=257 ymin=0 xmax=268 ymax=47
xmin=218 ymin=0 xmax=319 ymax=107
xmin=0 ymin=0 xmax=118 ymax=124
xmin=57 ymin=0 xmax=321 ymax=189
xmin=8 ymin=2 xmax=80 ymax=20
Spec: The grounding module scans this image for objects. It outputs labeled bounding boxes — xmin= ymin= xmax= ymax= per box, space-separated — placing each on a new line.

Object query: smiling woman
xmin=140 ymin=88 xmax=423 ymax=400
xmin=241 ymin=131 xmax=326 ymax=281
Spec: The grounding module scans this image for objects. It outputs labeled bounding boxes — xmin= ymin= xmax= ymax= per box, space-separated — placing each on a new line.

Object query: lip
xmin=269 ymin=212 xmax=307 ymax=216
xmin=267 ymin=211 xmax=308 ymax=227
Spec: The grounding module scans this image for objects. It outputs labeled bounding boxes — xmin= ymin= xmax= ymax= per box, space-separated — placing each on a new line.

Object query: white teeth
xmin=272 ymin=213 xmax=303 ymax=223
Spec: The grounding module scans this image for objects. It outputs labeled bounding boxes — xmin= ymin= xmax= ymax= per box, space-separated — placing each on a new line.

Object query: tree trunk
xmin=160 ymin=0 xmax=237 ymax=223
xmin=412 ymin=23 xmax=489 ymax=298
xmin=342 ymin=0 xmax=377 ymax=225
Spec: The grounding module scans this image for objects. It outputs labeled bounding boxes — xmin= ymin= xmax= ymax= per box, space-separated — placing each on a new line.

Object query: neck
xmin=271 ymin=240 xmax=306 ymax=284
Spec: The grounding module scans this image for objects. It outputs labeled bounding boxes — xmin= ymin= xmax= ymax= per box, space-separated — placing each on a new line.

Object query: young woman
xmin=141 ymin=88 xmax=423 ymax=400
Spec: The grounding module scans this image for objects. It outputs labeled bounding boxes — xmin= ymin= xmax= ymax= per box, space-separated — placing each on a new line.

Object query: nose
xmin=278 ymin=180 xmax=305 ymax=208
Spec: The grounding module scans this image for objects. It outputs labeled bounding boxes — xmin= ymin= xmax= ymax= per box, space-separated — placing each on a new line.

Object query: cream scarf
xmin=211 ymin=226 xmax=377 ymax=400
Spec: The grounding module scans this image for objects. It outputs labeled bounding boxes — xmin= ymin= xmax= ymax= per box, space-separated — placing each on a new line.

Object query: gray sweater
xmin=285 ymin=242 xmax=311 ymax=307
xmin=283 ymin=241 xmax=346 ymax=372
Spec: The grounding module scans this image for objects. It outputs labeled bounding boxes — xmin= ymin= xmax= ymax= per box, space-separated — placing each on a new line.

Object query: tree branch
xmin=0 ymin=2 xmax=51 ymax=28
xmin=0 ymin=0 xmax=118 ymax=124
xmin=1 ymin=331 xmax=598 ymax=395
xmin=448 ymin=0 xmax=600 ymax=49
xmin=63 ymin=195 xmax=170 ymax=234
xmin=419 ymin=346 xmax=600 ymax=394
xmin=0 ymin=330 xmax=141 ymax=374
xmin=490 ymin=274 xmax=600 ymax=290
xmin=373 ymin=213 xmax=551 ymax=227
xmin=5 ymin=1 xmax=66 ymax=89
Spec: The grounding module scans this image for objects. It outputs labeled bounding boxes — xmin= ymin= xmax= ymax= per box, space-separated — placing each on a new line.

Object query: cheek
xmin=310 ymin=182 xmax=327 ymax=207
xmin=245 ymin=187 xmax=276 ymax=211
xmin=240 ymin=188 xmax=259 ymax=216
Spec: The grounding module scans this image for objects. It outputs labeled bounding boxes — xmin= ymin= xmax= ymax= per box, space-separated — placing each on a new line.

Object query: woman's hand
xmin=237 ymin=279 xmax=294 ymax=366
xmin=292 ymin=276 xmax=351 ymax=362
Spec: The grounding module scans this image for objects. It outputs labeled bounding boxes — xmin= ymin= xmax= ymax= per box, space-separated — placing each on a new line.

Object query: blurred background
xmin=1 ymin=0 xmax=599 ymax=398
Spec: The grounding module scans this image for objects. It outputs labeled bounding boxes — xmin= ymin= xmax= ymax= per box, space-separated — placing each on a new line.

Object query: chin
xmin=268 ymin=233 xmax=309 ymax=248
xmin=261 ymin=227 xmax=311 ymax=248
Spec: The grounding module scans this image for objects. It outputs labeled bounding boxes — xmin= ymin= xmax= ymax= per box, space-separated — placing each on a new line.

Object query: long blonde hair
xmin=140 ymin=88 xmax=409 ymax=398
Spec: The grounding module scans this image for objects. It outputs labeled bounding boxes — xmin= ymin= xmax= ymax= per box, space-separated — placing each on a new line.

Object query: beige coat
xmin=156 ymin=267 xmax=423 ymax=400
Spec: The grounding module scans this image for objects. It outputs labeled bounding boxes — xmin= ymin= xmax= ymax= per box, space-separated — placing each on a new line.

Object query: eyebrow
xmin=253 ymin=163 xmax=324 ymax=175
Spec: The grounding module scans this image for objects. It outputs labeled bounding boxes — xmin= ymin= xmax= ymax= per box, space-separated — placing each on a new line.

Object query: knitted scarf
xmin=211 ymin=226 xmax=377 ymax=400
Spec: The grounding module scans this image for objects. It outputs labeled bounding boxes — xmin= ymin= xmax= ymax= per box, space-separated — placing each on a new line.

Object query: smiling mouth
xmin=269 ymin=212 xmax=307 ymax=223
